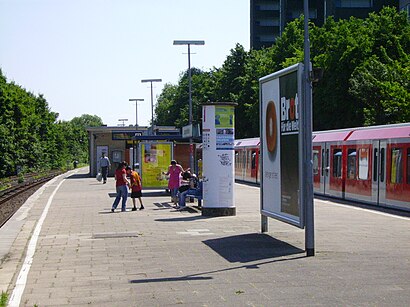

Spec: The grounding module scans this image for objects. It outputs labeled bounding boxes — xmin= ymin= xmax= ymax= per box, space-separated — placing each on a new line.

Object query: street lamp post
xmin=141 ymin=79 xmax=162 ymax=135
xmin=129 ymin=98 xmax=144 ymax=127
xmin=303 ymin=0 xmax=314 ymax=257
xmin=118 ymin=118 xmax=128 ymax=127
xmin=129 ymin=98 xmax=144 ymax=171
xmin=173 ymin=40 xmax=205 ymax=171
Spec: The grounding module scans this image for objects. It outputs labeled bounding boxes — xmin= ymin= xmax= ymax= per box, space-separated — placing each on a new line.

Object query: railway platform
xmin=0 ymin=167 xmax=409 ymax=306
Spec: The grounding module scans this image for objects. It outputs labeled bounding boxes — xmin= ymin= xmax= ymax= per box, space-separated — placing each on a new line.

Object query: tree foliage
xmin=0 ymin=69 xmax=102 ymax=177
xmin=155 ymin=7 xmax=409 ymax=136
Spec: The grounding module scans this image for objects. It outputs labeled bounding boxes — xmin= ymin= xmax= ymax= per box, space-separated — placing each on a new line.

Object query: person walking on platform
xmin=99 ymin=152 xmax=111 ymax=184
xmin=111 ymin=162 xmax=130 ymax=212
xmin=163 ymin=160 xmax=184 ymax=205
xmin=126 ymin=166 xmax=144 ymax=211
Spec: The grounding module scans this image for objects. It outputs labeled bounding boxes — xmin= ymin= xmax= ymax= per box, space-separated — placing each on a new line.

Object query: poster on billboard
xmin=140 ymin=142 xmax=173 ymax=189
xmin=260 ymin=63 xmax=304 ymax=228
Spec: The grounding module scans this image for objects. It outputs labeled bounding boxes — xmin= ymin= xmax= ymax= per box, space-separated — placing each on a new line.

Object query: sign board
xmin=112 ymin=131 xmax=143 ymax=140
xmin=260 ymin=63 xmax=304 ymax=228
xmin=139 ymin=142 xmax=173 ymax=189
xmin=182 ymin=124 xmax=193 ymax=138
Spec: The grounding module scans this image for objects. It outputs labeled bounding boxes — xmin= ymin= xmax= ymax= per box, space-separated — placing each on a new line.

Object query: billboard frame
xmin=259 ymin=63 xmax=305 ymax=228
xmin=139 ymin=141 xmax=173 ymax=189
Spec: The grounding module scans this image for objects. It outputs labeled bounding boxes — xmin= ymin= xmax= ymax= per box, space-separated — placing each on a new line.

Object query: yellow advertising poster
xmin=140 ymin=142 xmax=172 ymax=188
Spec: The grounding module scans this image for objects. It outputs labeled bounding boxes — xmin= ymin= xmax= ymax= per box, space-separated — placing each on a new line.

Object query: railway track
xmin=0 ymin=171 xmax=62 ymax=228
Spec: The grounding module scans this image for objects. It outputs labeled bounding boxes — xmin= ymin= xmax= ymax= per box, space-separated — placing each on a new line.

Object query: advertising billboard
xmin=140 ymin=142 xmax=173 ymax=189
xmin=260 ymin=63 xmax=304 ymax=228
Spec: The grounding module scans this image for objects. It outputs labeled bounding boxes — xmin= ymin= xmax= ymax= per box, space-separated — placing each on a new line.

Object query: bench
xmin=185 ymin=181 xmax=203 ymax=207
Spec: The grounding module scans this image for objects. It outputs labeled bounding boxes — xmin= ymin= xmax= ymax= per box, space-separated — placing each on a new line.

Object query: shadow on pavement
xmin=107 ymin=191 xmax=169 ymax=197
xmin=203 ymin=233 xmax=304 ymax=263
xmin=129 ymin=252 xmax=305 ymax=284
xmin=155 ymin=215 xmax=211 ymax=222
xmin=65 ymin=173 xmax=91 ymax=179
xmin=130 ymin=276 xmax=213 ymax=284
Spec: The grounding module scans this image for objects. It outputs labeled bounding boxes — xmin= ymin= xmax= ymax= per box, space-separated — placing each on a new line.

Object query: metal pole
xmin=150 ymin=81 xmax=154 ymax=135
xmin=187 ymin=44 xmax=194 ymax=171
xmin=141 ymin=79 xmax=161 ymax=136
xmin=304 ymin=0 xmax=315 ymax=257
xmin=173 ymin=40 xmax=204 ymax=172
xmin=135 ymin=102 xmax=138 ymax=127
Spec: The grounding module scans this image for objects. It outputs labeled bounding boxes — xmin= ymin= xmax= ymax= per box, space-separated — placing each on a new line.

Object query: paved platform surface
xmin=0 ymin=167 xmax=409 ymax=306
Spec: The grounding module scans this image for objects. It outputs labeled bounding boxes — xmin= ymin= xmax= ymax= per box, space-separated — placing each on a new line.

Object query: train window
xmin=391 ymin=148 xmax=403 ymax=184
xmin=321 ymin=149 xmax=325 ymax=176
xmin=333 ymin=149 xmax=342 ymax=178
xmin=380 ymin=148 xmax=385 ymax=182
xmin=407 ymin=149 xmax=410 ymax=184
xmin=358 ymin=148 xmax=369 ymax=180
xmin=251 ymin=151 xmax=256 ymax=169
xmin=235 ymin=152 xmax=238 ymax=167
xmin=373 ymin=148 xmax=378 ymax=182
xmin=326 ymin=149 xmax=329 ymax=174
xmin=313 ymin=150 xmax=319 ymax=175
xmin=347 ymin=149 xmax=356 ymax=179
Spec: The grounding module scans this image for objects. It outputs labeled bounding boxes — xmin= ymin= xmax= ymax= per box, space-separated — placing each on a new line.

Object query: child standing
xmin=126 ymin=166 xmax=144 ymax=211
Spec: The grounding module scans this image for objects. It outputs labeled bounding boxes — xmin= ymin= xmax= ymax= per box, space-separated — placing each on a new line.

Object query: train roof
xmin=347 ymin=125 xmax=410 ymax=141
xmin=313 ymin=123 xmax=410 ymax=142
xmin=234 ymin=137 xmax=260 ymax=148
xmin=312 ymin=130 xmax=352 ymax=142
xmin=234 ymin=124 xmax=410 ymax=146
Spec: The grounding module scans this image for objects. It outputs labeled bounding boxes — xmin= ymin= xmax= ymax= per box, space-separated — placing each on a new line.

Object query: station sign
xmin=182 ymin=124 xmax=193 ymax=138
xmin=259 ymin=63 xmax=304 ymax=228
xmin=112 ymin=131 xmax=143 ymax=140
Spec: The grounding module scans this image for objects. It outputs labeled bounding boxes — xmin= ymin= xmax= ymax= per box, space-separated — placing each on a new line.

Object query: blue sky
xmin=0 ymin=0 xmax=250 ymax=126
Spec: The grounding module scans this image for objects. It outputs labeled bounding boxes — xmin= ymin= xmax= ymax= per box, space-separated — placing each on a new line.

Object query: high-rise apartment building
xmin=400 ymin=0 xmax=410 ymax=16
xmin=250 ymin=0 xmax=400 ymax=49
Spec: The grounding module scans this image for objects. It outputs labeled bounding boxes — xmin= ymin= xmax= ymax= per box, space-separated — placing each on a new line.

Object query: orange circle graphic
xmin=266 ymin=101 xmax=277 ymax=153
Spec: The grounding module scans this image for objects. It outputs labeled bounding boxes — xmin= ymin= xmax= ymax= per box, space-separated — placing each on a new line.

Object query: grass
xmin=0 ymin=291 xmax=8 ymax=307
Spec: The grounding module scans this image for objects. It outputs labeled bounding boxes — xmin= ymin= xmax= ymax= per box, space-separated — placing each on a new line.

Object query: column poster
xmin=215 ymin=106 xmax=235 ymax=150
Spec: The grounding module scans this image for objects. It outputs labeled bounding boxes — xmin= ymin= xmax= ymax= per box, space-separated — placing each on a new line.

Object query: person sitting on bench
xmin=177 ymin=169 xmax=197 ymax=210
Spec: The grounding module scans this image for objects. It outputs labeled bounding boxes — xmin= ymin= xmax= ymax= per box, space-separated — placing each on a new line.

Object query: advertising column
xmin=202 ymin=102 xmax=237 ymax=216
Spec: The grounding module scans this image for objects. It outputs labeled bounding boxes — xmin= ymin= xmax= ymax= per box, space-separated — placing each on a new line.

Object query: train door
xmin=371 ymin=140 xmax=386 ymax=205
xmin=245 ymin=149 xmax=253 ymax=182
xmin=322 ymin=143 xmax=330 ymax=196
xmin=256 ymin=149 xmax=261 ymax=184
xmin=313 ymin=146 xmax=321 ymax=192
xmin=328 ymin=144 xmax=344 ymax=198
xmin=250 ymin=150 xmax=257 ymax=183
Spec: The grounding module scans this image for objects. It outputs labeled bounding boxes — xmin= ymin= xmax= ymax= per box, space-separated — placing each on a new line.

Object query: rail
xmin=0 ymin=171 xmax=62 ymax=228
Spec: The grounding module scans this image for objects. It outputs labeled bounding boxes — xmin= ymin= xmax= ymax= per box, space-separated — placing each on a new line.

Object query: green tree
xmin=0 ymin=67 xmax=104 ymax=177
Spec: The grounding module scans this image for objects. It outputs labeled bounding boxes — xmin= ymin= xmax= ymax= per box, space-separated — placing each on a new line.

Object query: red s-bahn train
xmin=233 ymin=123 xmax=410 ymax=212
